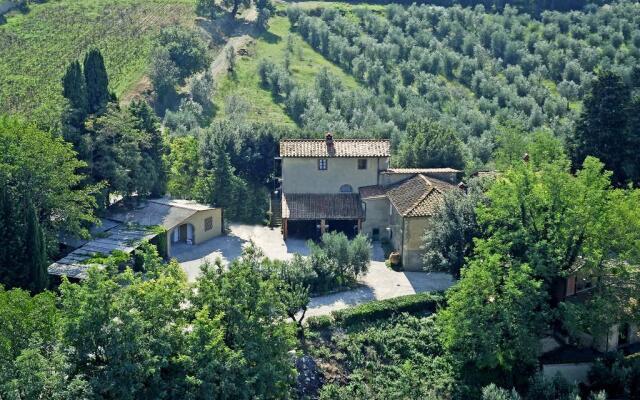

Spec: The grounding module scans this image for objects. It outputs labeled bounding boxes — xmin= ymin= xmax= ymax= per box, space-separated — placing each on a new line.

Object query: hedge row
xmin=306 ymin=291 xmax=444 ymax=330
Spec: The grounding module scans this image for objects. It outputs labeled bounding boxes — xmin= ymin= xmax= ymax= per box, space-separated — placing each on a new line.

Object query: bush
xmin=588 ymin=352 xmax=640 ymax=399
xmin=334 ymin=292 xmax=444 ymax=326
xmin=306 ymin=292 xmax=445 ymax=329
xmin=306 ymin=314 xmax=334 ymax=330
xmin=305 ymin=232 xmax=372 ymax=293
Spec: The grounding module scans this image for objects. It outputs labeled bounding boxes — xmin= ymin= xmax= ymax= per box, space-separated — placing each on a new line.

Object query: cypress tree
xmin=62 ymin=60 xmax=88 ymax=114
xmin=130 ymin=100 xmax=168 ymax=197
xmin=24 ymin=202 xmax=48 ymax=293
xmin=0 ymin=185 xmax=27 ymax=288
xmin=571 ymin=70 xmax=631 ymax=186
xmin=83 ymin=48 xmax=110 ymax=114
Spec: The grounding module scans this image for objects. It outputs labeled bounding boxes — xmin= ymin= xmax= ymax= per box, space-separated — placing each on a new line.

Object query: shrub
xmin=305 ymin=292 xmax=445 ymax=329
xmin=333 ymin=292 xmax=443 ymax=326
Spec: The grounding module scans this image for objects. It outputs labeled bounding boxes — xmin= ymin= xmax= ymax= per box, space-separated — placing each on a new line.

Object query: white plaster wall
xmin=362 ymin=197 xmax=390 ymax=238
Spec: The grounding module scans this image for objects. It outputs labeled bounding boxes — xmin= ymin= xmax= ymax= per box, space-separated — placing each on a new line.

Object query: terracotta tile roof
xmin=280 ymin=139 xmax=390 ymax=158
xmin=383 ymin=168 xmax=462 ymax=174
xmin=386 ymin=175 xmax=456 ymax=217
xmin=359 ymin=185 xmax=386 ymax=199
xmin=282 ymin=193 xmax=364 ymax=220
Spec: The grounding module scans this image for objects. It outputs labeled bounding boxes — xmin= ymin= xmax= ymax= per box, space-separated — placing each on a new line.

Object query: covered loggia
xmin=281 ymin=193 xmax=364 ymax=240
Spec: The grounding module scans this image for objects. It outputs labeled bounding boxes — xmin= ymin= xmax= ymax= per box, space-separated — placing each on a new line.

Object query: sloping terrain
xmin=0 ymin=0 xmax=197 ymax=126
xmin=212 ymin=12 xmax=361 ymax=125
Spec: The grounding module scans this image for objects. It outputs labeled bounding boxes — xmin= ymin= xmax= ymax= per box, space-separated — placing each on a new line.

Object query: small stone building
xmin=360 ymin=170 xmax=460 ymax=269
xmin=107 ymin=198 xmax=223 ymax=256
xmin=48 ymin=198 xmax=223 ymax=280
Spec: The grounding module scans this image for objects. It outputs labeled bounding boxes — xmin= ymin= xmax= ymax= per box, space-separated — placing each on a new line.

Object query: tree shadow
xmin=257 ymin=29 xmax=281 ymax=44
xmin=172 ymin=234 xmax=247 ymax=264
xmin=402 ymin=271 xmax=455 ymax=293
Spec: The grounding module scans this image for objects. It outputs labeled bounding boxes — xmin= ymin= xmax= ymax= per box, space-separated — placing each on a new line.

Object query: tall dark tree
xmin=396 ymin=120 xmax=466 ymax=170
xmin=571 ymin=70 xmax=635 ymax=186
xmin=61 ymin=60 xmax=88 ymax=116
xmin=624 ymin=95 xmax=640 ymax=185
xmin=24 ymin=201 xmax=48 ymax=293
xmin=129 ymin=100 xmax=168 ymax=197
xmin=197 ymin=137 xmax=236 ymax=210
xmin=0 ymin=185 xmax=27 ymax=289
xmin=83 ymin=48 xmax=110 ymax=115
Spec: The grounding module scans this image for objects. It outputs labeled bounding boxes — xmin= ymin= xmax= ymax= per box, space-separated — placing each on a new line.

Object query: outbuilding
xmin=48 ymin=198 xmax=223 ymax=280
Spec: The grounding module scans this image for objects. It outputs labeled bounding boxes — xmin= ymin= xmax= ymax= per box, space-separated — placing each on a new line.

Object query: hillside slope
xmin=0 ymin=0 xmax=197 ymax=126
xmin=212 ymin=13 xmax=360 ymax=125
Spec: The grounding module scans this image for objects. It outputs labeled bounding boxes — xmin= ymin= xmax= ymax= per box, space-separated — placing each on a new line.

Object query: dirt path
xmin=208 ymin=35 xmax=252 ymax=80
xmin=206 ymin=5 xmax=257 ymax=80
xmin=122 ymin=5 xmax=258 ymax=105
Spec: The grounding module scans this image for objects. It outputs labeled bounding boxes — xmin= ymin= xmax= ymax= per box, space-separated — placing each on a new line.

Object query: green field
xmin=0 ymin=0 xmax=197 ymax=126
xmin=212 ymin=14 xmax=360 ymax=125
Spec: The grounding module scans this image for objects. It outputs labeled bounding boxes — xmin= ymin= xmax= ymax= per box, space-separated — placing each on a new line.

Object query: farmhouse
xmin=278 ymin=133 xmax=461 ymax=270
xmin=48 ymin=198 xmax=223 ymax=280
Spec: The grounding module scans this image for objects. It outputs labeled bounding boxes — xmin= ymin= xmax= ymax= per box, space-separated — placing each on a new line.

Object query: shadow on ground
xmin=172 ymin=234 xmax=246 ymax=263
xmin=403 ymin=271 xmax=454 ymax=293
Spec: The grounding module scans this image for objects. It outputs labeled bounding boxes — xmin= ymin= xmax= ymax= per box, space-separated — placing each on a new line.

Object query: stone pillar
xmin=320 ymin=219 xmax=326 ymax=235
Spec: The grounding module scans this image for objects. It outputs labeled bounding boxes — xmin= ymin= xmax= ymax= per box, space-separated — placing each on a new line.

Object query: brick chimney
xmin=325 ymin=132 xmax=334 ymax=147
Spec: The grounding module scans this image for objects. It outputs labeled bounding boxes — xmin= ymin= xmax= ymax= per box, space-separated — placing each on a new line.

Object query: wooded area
xmin=0 ymin=0 xmax=639 ymax=398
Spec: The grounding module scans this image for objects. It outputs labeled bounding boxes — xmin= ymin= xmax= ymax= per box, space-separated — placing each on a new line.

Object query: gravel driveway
xmin=172 ymin=224 xmax=454 ymax=317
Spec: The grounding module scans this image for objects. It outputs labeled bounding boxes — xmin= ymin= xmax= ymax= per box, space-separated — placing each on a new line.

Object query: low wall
xmin=542 ymin=362 xmax=593 ymax=384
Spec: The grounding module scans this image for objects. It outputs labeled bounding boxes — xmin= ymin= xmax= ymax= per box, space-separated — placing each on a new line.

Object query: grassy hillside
xmin=0 ymin=0 xmax=197 ymax=126
xmin=212 ymin=14 xmax=360 ymax=125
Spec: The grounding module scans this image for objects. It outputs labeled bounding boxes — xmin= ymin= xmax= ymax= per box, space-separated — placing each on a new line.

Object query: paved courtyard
xmin=172 ymin=224 xmax=454 ymax=317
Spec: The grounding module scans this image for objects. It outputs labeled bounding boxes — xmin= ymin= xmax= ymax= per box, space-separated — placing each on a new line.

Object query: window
xmin=357 ymin=159 xmax=367 ymax=170
xmin=204 ymin=217 xmax=213 ymax=232
xmin=340 ymin=184 xmax=353 ymax=193
xmin=318 ymin=159 xmax=328 ymax=170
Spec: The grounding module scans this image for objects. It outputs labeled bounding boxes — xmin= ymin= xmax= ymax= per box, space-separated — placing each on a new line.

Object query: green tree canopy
xmin=571 ymin=70 xmax=640 ymax=186
xmin=0 ymin=116 xmax=98 ymax=289
xmin=157 ymin=27 xmax=210 ymax=79
xmin=396 ymin=120 xmax=466 ymax=170
xmin=83 ymin=48 xmax=110 ymax=115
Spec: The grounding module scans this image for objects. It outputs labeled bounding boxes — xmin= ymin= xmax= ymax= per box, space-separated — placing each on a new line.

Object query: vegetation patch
xmin=306 ymin=291 xmax=444 ymax=330
xmin=212 ymin=14 xmax=358 ymax=124
xmin=0 ymin=0 xmax=197 ymax=126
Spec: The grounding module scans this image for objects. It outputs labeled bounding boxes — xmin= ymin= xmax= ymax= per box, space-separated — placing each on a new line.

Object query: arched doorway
xmin=172 ymin=223 xmax=195 ymax=245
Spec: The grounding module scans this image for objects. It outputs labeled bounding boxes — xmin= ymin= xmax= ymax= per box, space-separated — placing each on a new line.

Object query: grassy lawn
xmin=0 ymin=0 xmax=196 ymax=126
xmin=212 ymin=14 xmax=360 ymax=125
xmin=285 ymin=1 xmax=385 ymax=12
